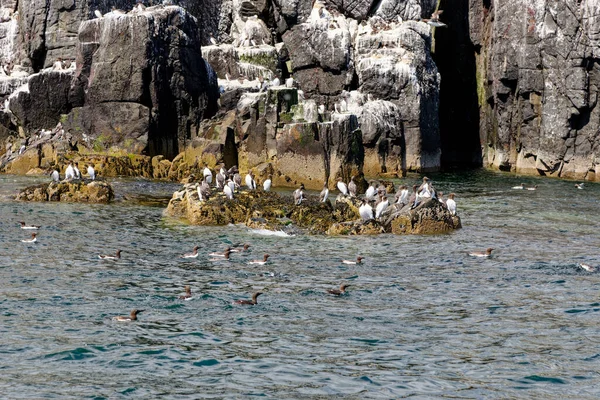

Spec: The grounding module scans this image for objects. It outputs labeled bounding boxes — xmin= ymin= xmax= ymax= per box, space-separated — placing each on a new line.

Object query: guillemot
xmin=99 ymin=250 xmax=121 ymax=260
xmin=359 ymin=199 xmax=373 ymax=221
xmin=230 ymin=244 xmax=250 ymax=252
xmin=235 ymin=292 xmax=262 ymax=305
xmin=209 ymin=249 xmax=231 ymax=261
xmin=328 ymin=284 xmax=350 ymax=296
xmin=209 ymin=247 xmax=231 ymax=257
xmin=446 ymin=193 xmax=456 ymax=215
xmin=19 ymin=221 xmax=40 ymax=229
xmin=336 ymin=177 xmax=348 ymax=196
xmin=263 ymin=175 xmax=272 ymax=192
xmin=21 ymin=232 xmax=37 ymax=243
xmin=319 ymin=182 xmax=329 ymax=202
xmin=179 ymin=285 xmax=193 ymax=299
xmin=181 ymin=246 xmax=199 ymax=258
xmin=248 ymin=254 xmax=270 ymax=265
xmin=579 ymin=263 xmax=596 ymax=272
xmin=348 ymin=176 xmax=357 ymax=197
xmin=114 ymin=309 xmax=144 ymax=321
xmin=468 ymin=248 xmax=493 ymax=258
xmin=342 ymin=256 xmax=364 ymax=265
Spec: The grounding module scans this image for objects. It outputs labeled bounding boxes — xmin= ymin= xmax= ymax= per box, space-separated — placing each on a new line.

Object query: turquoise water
xmin=1 ymin=171 xmax=600 ymax=398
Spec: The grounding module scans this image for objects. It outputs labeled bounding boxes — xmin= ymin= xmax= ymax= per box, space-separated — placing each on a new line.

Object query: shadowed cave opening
xmin=433 ymin=0 xmax=483 ymax=169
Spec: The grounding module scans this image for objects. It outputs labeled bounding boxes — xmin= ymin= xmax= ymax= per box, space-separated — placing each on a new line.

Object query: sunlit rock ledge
xmin=164 ymin=185 xmax=461 ymax=235
xmin=15 ymin=180 xmax=114 ymax=203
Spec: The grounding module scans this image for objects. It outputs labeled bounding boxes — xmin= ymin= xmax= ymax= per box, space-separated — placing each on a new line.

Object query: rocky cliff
xmin=466 ymin=0 xmax=600 ymax=180
xmin=0 ymin=0 xmax=443 ymax=185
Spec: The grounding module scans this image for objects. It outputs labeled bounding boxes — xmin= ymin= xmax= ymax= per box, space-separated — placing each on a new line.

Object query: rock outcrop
xmin=165 ymin=183 xmax=461 ymax=235
xmin=16 ymin=180 xmax=114 ymax=203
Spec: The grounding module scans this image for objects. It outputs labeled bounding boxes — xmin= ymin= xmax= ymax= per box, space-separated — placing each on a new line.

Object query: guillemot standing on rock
xmin=336 ymin=177 xmax=348 ymax=196
xmin=181 ymin=246 xmax=199 ymax=258
xmin=114 ymin=309 xmax=144 ymax=322
xmin=468 ymin=248 xmax=493 ymax=258
xmin=328 ymin=284 xmax=350 ymax=296
xmin=99 ymin=250 xmax=121 ymax=260
xmin=87 ymin=164 xmax=95 ymax=180
xmin=359 ymin=199 xmax=373 ymax=221
xmin=245 ymin=171 xmax=256 ymax=190
xmin=263 ymin=175 xmax=272 ymax=192
xmin=348 ymin=176 xmax=357 ymax=197
xmin=21 ymin=233 xmax=37 ymax=243
xmin=320 ymin=182 xmax=329 ymax=202
xmin=235 ymin=292 xmax=262 ymax=305
xmin=375 ymin=196 xmax=389 ymax=219
xmin=293 ymin=184 xmax=305 ymax=205
xmin=203 ymin=164 xmax=213 ymax=184
xmin=446 ymin=193 xmax=456 ymax=215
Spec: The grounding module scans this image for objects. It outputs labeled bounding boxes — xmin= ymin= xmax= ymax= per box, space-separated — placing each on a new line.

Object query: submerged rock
xmin=16 ymin=180 xmax=114 ymax=203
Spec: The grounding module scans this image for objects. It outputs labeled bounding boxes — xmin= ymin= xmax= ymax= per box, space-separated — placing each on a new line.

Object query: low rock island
xmin=16 ymin=180 xmax=114 ymax=203
xmin=165 ymin=184 xmax=461 ymax=235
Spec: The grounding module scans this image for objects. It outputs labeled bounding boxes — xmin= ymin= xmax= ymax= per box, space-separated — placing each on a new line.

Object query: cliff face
xmin=469 ymin=0 xmax=600 ymax=180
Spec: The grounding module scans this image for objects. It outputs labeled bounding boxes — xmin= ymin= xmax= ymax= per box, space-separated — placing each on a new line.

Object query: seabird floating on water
xmin=21 ymin=232 xmax=37 ymax=243
xmin=328 ymin=284 xmax=350 ymax=295
xmin=468 ymin=248 xmax=493 ymax=258
xmin=20 ymin=221 xmax=40 ymax=229
xmin=235 ymin=292 xmax=262 ymax=305
xmin=114 ymin=309 xmax=144 ymax=322
xmin=575 ymin=183 xmax=584 ymax=189
xmin=579 ymin=263 xmax=596 ymax=272
xmin=99 ymin=250 xmax=121 ymax=260
xmin=248 ymin=254 xmax=270 ymax=265
xmin=342 ymin=256 xmax=364 ymax=265
xmin=179 ymin=286 xmax=193 ymax=299
xmin=181 ymin=246 xmax=199 ymax=258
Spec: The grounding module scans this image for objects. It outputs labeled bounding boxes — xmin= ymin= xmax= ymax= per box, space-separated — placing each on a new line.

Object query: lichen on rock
xmin=16 ymin=180 xmax=114 ymax=203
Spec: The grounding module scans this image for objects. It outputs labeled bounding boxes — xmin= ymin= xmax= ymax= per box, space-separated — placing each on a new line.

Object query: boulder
xmin=16 ymin=180 xmax=114 ymax=203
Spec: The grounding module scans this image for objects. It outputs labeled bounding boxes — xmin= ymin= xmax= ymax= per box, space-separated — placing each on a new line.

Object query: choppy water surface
xmin=1 ymin=172 xmax=600 ymax=399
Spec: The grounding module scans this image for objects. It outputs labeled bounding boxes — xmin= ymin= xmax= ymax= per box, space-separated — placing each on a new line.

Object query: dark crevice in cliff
xmin=434 ymin=0 xmax=482 ymax=169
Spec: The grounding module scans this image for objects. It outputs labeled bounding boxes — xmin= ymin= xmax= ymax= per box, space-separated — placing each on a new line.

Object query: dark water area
xmin=1 ymin=171 xmax=600 ymax=398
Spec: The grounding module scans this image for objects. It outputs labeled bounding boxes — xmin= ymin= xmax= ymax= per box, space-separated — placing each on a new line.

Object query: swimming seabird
xmin=375 ymin=196 xmax=389 ymax=219
xmin=230 ymin=244 xmax=250 ymax=252
xmin=468 ymin=248 xmax=493 ymax=258
xmin=114 ymin=309 xmax=144 ymax=322
xmin=579 ymin=263 xmax=596 ymax=272
xmin=99 ymin=250 xmax=121 ymax=260
xmin=209 ymin=247 xmax=232 ymax=257
xmin=181 ymin=246 xmax=199 ymax=258
xmin=446 ymin=193 xmax=456 ymax=215
xmin=179 ymin=286 xmax=193 ymax=299
xmin=359 ymin=199 xmax=373 ymax=221
xmin=20 ymin=221 xmax=40 ymax=229
xmin=328 ymin=284 xmax=350 ymax=295
xmin=342 ymin=257 xmax=364 ymax=265
xmin=336 ymin=177 xmax=348 ymax=196
xmin=235 ymin=292 xmax=262 ymax=305
xmin=209 ymin=249 xmax=231 ymax=261
xmin=575 ymin=183 xmax=584 ymax=189
xmin=512 ymin=183 xmax=525 ymax=190
xmin=319 ymin=183 xmax=329 ymax=202
xmin=526 ymin=185 xmax=538 ymax=191
xmin=293 ymin=183 xmax=305 ymax=205
xmin=263 ymin=175 xmax=272 ymax=192
xmin=248 ymin=254 xmax=270 ymax=265
xmin=21 ymin=233 xmax=37 ymax=243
